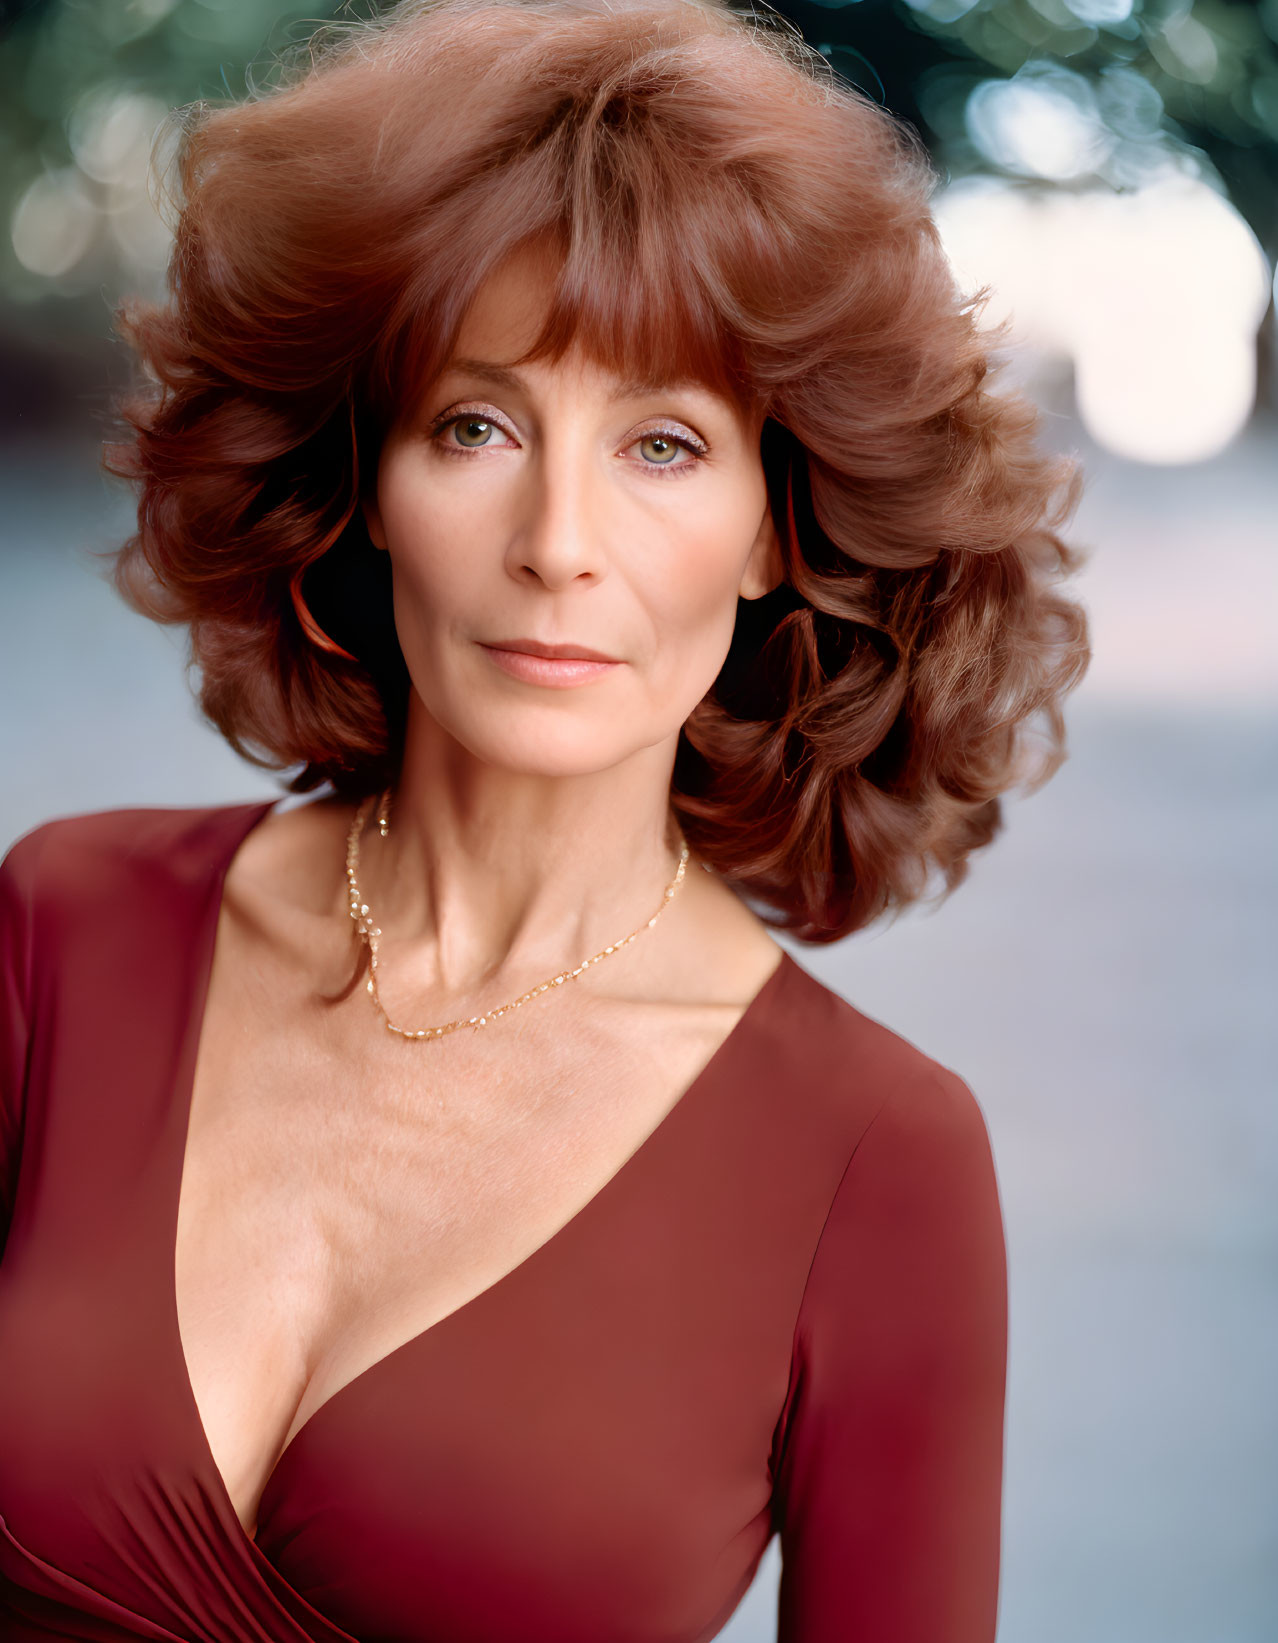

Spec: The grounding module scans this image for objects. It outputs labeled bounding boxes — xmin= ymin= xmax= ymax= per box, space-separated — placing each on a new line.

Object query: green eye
xmin=639 ymin=433 xmax=680 ymax=464
xmin=453 ymin=417 xmax=495 ymax=447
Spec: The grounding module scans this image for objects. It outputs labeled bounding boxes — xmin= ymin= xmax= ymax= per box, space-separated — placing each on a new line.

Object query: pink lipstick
xmin=478 ymin=639 xmax=622 ymax=688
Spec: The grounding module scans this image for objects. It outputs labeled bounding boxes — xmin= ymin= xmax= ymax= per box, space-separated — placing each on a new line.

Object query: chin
xmin=442 ymin=703 xmax=669 ymax=779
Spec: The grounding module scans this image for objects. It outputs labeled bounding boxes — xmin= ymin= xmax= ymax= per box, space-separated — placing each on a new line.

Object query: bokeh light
xmin=10 ymin=167 xmax=99 ymax=279
xmin=934 ymin=172 xmax=1270 ymax=463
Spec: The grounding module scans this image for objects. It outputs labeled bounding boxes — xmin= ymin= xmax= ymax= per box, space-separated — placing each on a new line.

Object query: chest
xmin=173 ymin=951 xmax=755 ymax=1539
xmin=0 ymin=860 xmax=843 ymax=1643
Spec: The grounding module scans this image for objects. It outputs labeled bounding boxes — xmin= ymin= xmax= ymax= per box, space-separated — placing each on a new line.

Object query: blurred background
xmin=1 ymin=1 xmax=1275 ymax=1640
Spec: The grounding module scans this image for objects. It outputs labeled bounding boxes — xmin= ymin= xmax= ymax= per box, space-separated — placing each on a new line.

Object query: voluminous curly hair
xmin=103 ymin=0 xmax=1091 ymax=944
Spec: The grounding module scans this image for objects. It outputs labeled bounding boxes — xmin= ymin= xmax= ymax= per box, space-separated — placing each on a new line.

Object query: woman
xmin=0 ymin=0 xmax=1090 ymax=1637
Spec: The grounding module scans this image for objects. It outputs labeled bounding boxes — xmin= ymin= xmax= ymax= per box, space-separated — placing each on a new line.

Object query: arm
xmin=773 ymin=1068 xmax=1009 ymax=1642
xmin=0 ymin=831 xmax=36 ymax=1263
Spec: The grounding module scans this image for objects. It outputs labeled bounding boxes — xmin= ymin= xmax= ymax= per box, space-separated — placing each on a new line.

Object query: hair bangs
xmin=380 ymin=101 xmax=765 ymax=431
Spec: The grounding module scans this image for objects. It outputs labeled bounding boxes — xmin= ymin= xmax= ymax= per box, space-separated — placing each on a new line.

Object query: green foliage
xmin=791 ymin=0 xmax=1278 ymax=251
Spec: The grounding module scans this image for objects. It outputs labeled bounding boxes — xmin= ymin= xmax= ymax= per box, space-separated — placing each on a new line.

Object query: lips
xmin=482 ymin=638 xmax=621 ymax=663
xmin=477 ymin=638 xmax=623 ymax=689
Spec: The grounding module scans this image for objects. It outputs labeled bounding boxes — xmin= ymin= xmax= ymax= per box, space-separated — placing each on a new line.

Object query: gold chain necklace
xmin=344 ymin=787 xmax=690 ymax=1041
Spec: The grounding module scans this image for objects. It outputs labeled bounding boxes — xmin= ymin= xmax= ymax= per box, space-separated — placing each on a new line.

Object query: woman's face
xmin=362 ymin=247 xmax=781 ymax=779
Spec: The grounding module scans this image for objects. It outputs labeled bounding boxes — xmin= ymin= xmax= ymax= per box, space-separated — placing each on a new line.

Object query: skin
xmin=357 ymin=241 xmax=783 ymax=991
xmin=173 ymin=244 xmax=788 ymax=1541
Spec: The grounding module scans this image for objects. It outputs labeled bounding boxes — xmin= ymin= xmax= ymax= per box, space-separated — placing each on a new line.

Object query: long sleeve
xmin=0 ymin=828 xmax=37 ymax=1263
xmin=772 ymin=1067 xmax=1009 ymax=1643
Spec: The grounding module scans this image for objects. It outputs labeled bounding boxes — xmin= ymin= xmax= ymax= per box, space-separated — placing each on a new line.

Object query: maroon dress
xmin=0 ymin=800 xmax=1008 ymax=1642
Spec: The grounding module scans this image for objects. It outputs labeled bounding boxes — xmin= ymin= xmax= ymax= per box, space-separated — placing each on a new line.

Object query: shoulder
xmin=773 ymin=964 xmax=1007 ymax=1361
xmin=1 ymin=799 xmax=277 ymax=932
xmin=758 ymin=952 xmax=993 ymax=1167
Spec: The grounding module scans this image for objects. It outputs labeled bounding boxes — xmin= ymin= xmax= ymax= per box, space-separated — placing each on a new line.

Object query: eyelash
xmin=426 ymin=405 xmax=709 ymax=479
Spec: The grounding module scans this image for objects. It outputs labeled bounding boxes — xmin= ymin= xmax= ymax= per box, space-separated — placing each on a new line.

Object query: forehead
xmin=451 ymin=246 xmax=558 ymax=352
xmin=436 ymin=353 xmax=719 ymax=409
xmin=434 ymin=239 xmax=754 ymax=418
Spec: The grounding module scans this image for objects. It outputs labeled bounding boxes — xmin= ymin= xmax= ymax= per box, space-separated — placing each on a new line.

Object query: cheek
xmin=656 ymin=556 xmax=735 ymax=637
xmin=658 ymin=480 xmax=763 ymax=622
xmin=379 ymin=469 xmax=476 ymax=619
xmin=640 ymin=518 xmax=755 ymax=679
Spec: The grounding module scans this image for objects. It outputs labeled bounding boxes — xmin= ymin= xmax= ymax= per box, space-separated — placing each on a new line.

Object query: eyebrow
xmin=440 ymin=357 xmax=709 ymax=403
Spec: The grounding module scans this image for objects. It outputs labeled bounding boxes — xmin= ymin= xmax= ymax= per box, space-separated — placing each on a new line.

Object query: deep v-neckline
xmin=165 ymin=796 xmax=793 ymax=1547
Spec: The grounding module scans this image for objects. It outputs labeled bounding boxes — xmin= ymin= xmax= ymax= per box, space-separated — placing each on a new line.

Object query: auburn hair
xmin=101 ymin=0 xmax=1091 ymax=943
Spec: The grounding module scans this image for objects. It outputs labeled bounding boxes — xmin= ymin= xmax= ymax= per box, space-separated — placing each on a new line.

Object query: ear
xmin=737 ymin=500 xmax=784 ymax=601
xmin=361 ymin=488 xmax=388 ymax=552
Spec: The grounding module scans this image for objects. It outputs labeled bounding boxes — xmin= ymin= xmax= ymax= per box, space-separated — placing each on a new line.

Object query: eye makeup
xmin=424 ymin=403 xmax=711 ymax=478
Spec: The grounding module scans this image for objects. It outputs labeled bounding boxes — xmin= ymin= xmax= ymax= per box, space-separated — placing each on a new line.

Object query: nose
xmin=505 ymin=443 xmax=608 ymax=592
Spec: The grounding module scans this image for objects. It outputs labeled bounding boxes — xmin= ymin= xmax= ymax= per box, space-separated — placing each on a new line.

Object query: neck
xmin=354 ymin=707 xmax=687 ymax=999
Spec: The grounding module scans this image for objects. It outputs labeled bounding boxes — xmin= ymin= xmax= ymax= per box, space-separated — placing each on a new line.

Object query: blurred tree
xmin=787 ymin=0 xmax=1278 ymax=255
